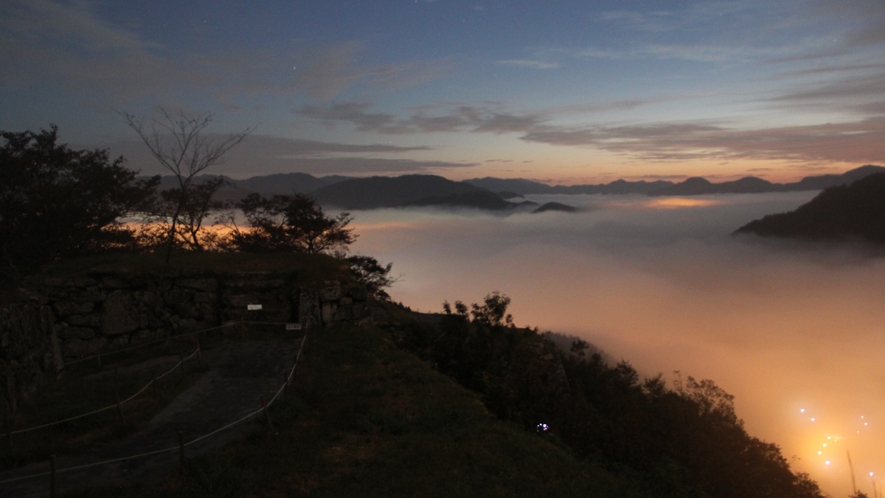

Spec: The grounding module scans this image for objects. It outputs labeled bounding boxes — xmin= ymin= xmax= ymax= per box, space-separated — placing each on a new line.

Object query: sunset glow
xmin=2 ymin=1 xmax=884 ymax=183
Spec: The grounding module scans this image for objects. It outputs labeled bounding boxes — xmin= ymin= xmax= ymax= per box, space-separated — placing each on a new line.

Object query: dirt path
xmin=0 ymin=338 xmax=299 ymax=498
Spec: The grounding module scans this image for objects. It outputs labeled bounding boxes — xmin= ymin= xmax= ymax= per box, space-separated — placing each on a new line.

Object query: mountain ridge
xmin=137 ymin=165 xmax=885 ymax=211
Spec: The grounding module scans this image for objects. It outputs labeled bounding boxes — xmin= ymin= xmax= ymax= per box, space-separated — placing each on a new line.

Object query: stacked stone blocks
xmin=1 ymin=270 xmax=370 ymax=414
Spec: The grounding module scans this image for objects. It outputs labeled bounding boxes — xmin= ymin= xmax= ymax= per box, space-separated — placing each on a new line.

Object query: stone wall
xmin=1 ymin=270 xmax=370 ymax=414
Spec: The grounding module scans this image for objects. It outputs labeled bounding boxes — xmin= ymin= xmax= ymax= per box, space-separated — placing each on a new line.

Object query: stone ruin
xmin=0 ymin=269 xmax=371 ymax=414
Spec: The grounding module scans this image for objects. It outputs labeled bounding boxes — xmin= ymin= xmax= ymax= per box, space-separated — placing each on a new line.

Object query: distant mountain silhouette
xmin=649 ymin=165 xmax=885 ymax=196
xmin=142 ymin=172 xmax=352 ymax=202
xmin=308 ymin=175 xmax=486 ymax=209
xmin=648 ymin=176 xmax=776 ymax=196
xmin=138 ymin=165 xmax=885 ymax=212
xmin=236 ymin=172 xmax=350 ymax=195
xmin=532 ymin=202 xmax=577 ymax=213
xmin=735 ymin=172 xmax=885 ymax=243
xmin=465 ymin=177 xmax=674 ymax=195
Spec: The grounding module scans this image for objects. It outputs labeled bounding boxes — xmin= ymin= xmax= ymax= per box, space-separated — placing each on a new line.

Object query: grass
xmin=1 ymin=339 xmax=211 ymax=472
xmin=64 ymin=324 xmax=631 ymax=497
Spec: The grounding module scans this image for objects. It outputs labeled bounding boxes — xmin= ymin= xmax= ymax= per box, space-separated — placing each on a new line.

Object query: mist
xmin=349 ymin=192 xmax=885 ymax=497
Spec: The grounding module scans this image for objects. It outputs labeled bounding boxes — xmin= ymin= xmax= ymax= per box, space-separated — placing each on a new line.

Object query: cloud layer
xmin=350 ymin=193 xmax=885 ymax=497
xmin=298 ymin=101 xmax=885 ymax=166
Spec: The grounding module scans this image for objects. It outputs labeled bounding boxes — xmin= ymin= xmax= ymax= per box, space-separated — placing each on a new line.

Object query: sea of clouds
xmin=349 ymin=191 xmax=885 ymax=496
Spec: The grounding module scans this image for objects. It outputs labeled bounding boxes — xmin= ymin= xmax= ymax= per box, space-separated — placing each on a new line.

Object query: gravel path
xmin=0 ymin=338 xmax=299 ymax=497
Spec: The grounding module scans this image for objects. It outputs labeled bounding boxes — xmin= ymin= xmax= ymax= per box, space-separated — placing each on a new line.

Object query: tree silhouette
xmin=0 ymin=125 xmax=157 ymax=282
xmin=122 ymin=108 xmax=252 ymax=261
xmin=225 ymin=193 xmax=355 ymax=254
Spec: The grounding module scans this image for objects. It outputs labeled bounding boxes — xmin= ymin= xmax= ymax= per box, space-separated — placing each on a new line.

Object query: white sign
xmin=286 ymin=323 xmax=302 ymax=331
xmin=247 ymin=304 xmax=263 ymax=311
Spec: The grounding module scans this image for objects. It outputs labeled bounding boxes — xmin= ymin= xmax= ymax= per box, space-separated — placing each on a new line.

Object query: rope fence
xmin=9 ymin=348 xmax=200 ymax=436
xmin=0 ymin=331 xmax=309 ymax=491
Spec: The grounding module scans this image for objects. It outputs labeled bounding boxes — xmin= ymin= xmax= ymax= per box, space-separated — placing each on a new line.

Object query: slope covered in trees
xmin=389 ymin=294 xmax=823 ymax=497
xmin=736 ymin=172 xmax=885 ymax=243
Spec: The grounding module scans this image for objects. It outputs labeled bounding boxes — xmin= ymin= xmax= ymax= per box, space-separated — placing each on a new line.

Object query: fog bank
xmin=350 ymin=192 xmax=885 ymax=497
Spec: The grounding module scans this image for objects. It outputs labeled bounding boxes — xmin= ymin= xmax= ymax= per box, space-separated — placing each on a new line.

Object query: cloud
xmin=102 ymin=134 xmax=465 ymax=177
xmin=287 ymin=43 xmax=452 ymax=100
xmin=770 ymin=70 xmax=885 ymax=107
xmin=0 ymin=1 xmax=449 ymax=104
xmin=0 ymin=0 xmax=203 ymax=97
xmin=496 ymin=59 xmax=559 ymax=69
xmin=351 ymin=193 xmax=885 ymax=497
xmin=296 ymin=99 xmax=885 ymax=166
xmin=519 ymin=118 xmax=885 ymax=164
xmin=297 ymin=102 xmax=545 ymax=135
xmin=1 ymin=0 xmax=155 ymax=52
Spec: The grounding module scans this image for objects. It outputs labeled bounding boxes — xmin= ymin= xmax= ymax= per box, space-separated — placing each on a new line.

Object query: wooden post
xmin=115 ymin=392 xmax=125 ymax=425
xmin=178 ymin=431 xmax=186 ymax=470
xmin=261 ymin=395 xmax=274 ymax=431
xmin=50 ymin=454 xmax=56 ymax=498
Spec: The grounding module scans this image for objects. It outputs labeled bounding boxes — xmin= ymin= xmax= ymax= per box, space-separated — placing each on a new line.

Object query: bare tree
xmin=122 ymin=108 xmax=254 ymax=262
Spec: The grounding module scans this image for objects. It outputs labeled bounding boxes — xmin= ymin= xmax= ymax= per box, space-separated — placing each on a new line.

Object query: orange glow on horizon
xmin=644 ymin=198 xmax=727 ymax=209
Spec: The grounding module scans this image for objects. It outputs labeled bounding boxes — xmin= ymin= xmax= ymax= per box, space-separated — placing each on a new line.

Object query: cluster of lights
xmin=798 ymin=408 xmax=882 ymax=497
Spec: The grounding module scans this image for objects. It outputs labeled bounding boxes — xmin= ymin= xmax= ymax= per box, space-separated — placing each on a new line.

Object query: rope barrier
xmin=10 ymin=348 xmax=199 ymax=436
xmin=0 ymin=333 xmax=308 ymax=487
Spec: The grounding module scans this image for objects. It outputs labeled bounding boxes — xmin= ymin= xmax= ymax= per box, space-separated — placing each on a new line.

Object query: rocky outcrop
xmin=1 ymin=270 xmax=370 ymax=415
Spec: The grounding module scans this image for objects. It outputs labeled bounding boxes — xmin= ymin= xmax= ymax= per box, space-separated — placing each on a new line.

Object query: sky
xmin=350 ymin=193 xmax=885 ymax=497
xmin=2 ymin=0 xmax=885 ymax=184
